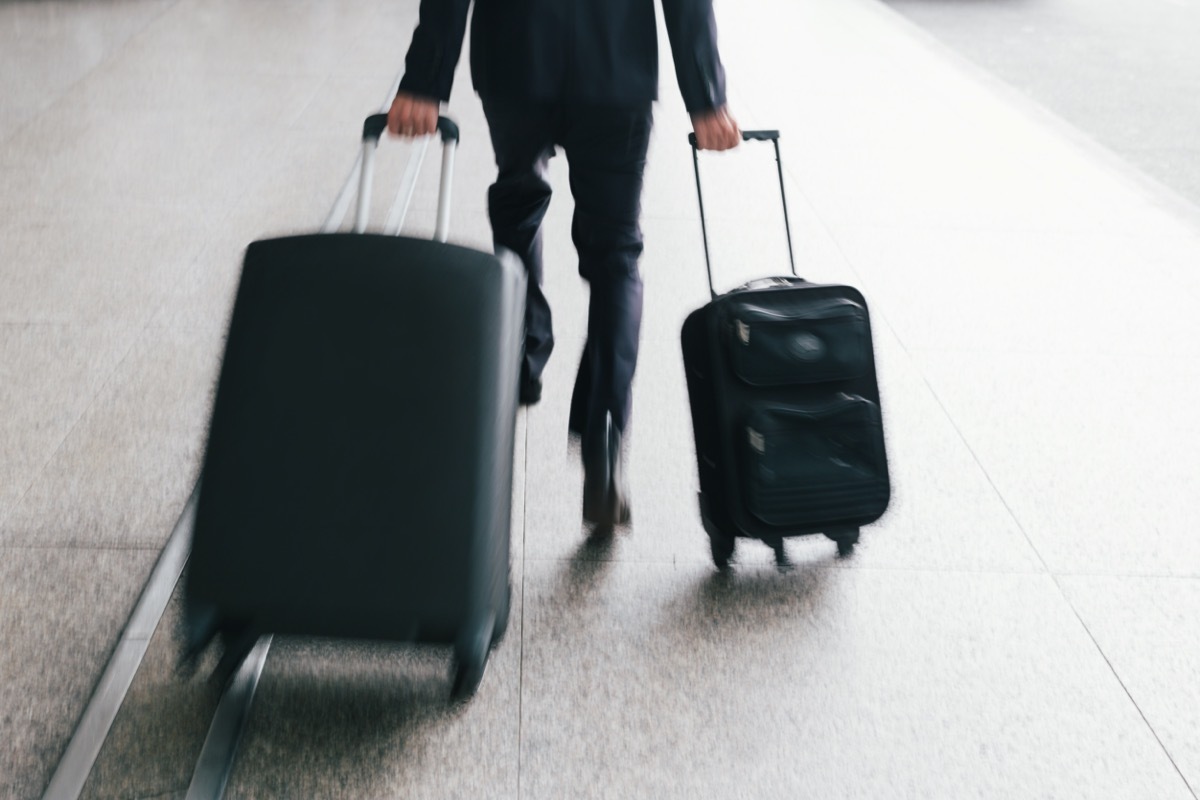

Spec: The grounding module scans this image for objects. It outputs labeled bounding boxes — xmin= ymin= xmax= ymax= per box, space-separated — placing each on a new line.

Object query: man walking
xmin=388 ymin=0 xmax=739 ymax=530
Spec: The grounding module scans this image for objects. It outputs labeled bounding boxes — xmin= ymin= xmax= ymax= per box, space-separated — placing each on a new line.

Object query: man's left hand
xmin=691 ymin=106 xmax=740 ymax=151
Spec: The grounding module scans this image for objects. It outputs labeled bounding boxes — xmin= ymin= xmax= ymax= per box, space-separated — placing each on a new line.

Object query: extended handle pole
xmin=691 ymin=143 xmax=719 ymax=301
xmin=771 ymin=138 xmax=798 ymax=279
xmin=688 ymin=129 xmax=798 ymax=299
xmin=355 ymin=114 xmax=460 ymax=236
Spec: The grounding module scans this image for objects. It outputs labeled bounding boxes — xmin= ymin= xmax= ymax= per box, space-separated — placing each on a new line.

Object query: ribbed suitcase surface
xmin=740 ymin=398 xmax=888 ymax=528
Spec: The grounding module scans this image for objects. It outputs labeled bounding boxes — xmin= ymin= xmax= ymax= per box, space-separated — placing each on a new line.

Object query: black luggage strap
xmin=690 ymin=129 xmax=798 ymax=299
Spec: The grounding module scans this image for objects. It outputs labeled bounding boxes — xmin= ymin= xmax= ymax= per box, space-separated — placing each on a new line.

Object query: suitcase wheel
xmin=450 ymin=653 xmax=489 ymax=702
xmin=825 ymin=527 xmax=860 ymax=558
xmin=764 ymin=536 xmax=791 ymax=570
xmin=700 ymin=493 xmax=736 ymax=571
xmin=209 ymin=621 xmax=260 ymax=691
xmin=709 ymin=533 xmax=736 ymax=571
xmin=450 ymin=616 xmax=495 ymax=702
xmin=490 ymin=582 xmax=513 ymax=648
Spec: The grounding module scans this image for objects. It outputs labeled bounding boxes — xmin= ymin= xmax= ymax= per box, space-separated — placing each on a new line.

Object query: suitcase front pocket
xmin=724 ymin=297 xmax=871 ymax=387
xmin=740 ymin=397 xmax=888 ymax=528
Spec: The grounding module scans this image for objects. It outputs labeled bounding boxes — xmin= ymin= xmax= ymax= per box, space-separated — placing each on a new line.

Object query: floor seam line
xmin=0 ymin=542 xmax=168 ymax=553
xmin=766 ymin=98 xmax=1056 ymax=578
xmin=0 ymin=0 xmax=188 ymax=149
xmin=1052 ymin=575 xmax=1198 ymax=799
xmin=517 ymin=410 xmax=529 ymax=800
xmin=911 ymin=368 xmax=1053 ymax=572
xmin=0 ymin=316 xmax=154 ymax=533
xmin=516 ymin=556 xmax=1052 ymax=577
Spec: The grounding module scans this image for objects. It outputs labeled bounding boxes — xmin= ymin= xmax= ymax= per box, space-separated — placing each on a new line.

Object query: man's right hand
xmin=387 ymin=91 xmax=440 ymax=138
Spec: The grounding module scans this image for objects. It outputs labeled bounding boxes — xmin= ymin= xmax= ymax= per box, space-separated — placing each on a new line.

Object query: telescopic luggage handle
xmin=689 ymin=129 xmax=798 ymax=299
xmin=356 ymin=113 xmax=460 ymax=241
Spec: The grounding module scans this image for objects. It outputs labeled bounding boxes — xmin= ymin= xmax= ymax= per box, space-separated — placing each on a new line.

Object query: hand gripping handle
xmin=355 ymin=114 xmax=460 ymax=241
xmin=362 ymin=114 xmax=459 ymax=144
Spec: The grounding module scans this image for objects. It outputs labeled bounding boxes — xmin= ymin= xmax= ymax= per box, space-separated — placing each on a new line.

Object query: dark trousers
xmin=483 ymin=99 xmax=653 ymax=435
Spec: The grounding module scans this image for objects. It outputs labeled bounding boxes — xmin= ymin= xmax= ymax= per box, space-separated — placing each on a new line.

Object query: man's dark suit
xmin=398 ymin=0 xmax=727 ymax=113
xmin=398 ymin=0 xmax=728 ymax=449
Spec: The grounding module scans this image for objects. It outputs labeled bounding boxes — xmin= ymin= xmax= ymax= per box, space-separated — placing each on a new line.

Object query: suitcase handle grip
xmin=690 ymin=130 xmax=797 ymax=300
xmin=688 ymin=129 xmax=779 ymax=147
xmin=355 ymin=114 xmax=459 ymax=240
xmin=362 ymin=113 xmax=460 ymax=145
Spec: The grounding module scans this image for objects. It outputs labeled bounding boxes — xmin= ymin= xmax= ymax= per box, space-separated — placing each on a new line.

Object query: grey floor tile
xmin=0 ymin=204 xmax=211 ymax=327
xmin=913 ymin=350 xmax=1200 ymax=576
xmin=0 ymin=106 xmax=38 ymax=145
xmin=79 ymin=579 xmax=223 ymax=800
xmin=512 ymin=410 xmax=528 ymax=564
xmin=0 ymin=45 xmax=88 ymax=118
xmin=0 ymin=324 xmax=141 ymax=523
xmin=747 ymin=99 xmax=1096 ymax=238
xmin=0 ymin=111 xmax=281 ymax=217
xmin=1059 ymin=575 xmax=1200 ymax=792
xmin=0 ymin=0 xmax=174 ymax=114
xmin=0 ymin=545 xmax=158 ymax=800
xmin=519 ymin=559 xmax=1192 ymax=800
xmin=288 ymin=74 xmax=402 ymax=135
xmin=1 ymin=324 xmax=220 ymax=548
xmin=151 ymin=248 xmax=241 ymax=338
xmin=324 ymin=0 xmax=427 ymax=79
xmin=108 ymin=0 xmax=382 ymax=83
xmin=0 ymin=455 xmax=41 ymax=534
xmin=0 ymin=0 xmax=174 ymax=46
xmin=828 ymin=226 xmax=1200 ymax=356
xmin=65 ymin=58 xmax=322 ymax=127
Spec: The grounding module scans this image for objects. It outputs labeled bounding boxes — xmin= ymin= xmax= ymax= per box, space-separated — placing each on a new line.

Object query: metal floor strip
xmin=41 ymin=486 xmax=198 ymax=800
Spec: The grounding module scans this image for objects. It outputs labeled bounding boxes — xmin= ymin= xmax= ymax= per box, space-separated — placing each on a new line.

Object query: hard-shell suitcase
xmin=681 ymin=130 xmax=890 ymax=569
xmin=184 ymin=115 xmax=526 ymax=699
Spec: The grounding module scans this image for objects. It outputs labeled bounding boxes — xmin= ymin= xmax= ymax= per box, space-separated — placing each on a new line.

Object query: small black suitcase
xmin=681 ymin=130 xmax=890 ymax=569
xmin=184 ymin=115 xmax=526 ymax=699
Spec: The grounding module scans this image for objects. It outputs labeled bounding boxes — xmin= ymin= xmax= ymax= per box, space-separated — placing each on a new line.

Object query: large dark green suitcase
xmin=185 ymin=116 xmax=525 ymax=699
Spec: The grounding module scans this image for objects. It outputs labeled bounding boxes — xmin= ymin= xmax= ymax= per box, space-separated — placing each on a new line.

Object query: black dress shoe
xmin=519 ymin=375 xmax=542 ymax=406
xmin=582 ymin=412 xmax=631 ymax=528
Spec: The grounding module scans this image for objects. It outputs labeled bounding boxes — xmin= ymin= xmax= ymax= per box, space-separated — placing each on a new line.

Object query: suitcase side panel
xmin=681 ymin=305 xmax=735 ymax=536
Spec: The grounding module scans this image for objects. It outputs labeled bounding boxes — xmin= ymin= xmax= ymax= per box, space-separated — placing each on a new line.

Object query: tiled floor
xmin=3 ymin=0 xmax=1199 ymax=798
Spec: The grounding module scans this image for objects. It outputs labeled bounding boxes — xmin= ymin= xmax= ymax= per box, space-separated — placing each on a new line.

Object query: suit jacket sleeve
xmin=397 ymin=0 xmax=473 ymax=102
xmin=661 ymin=0 xmax=728 ymax=113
